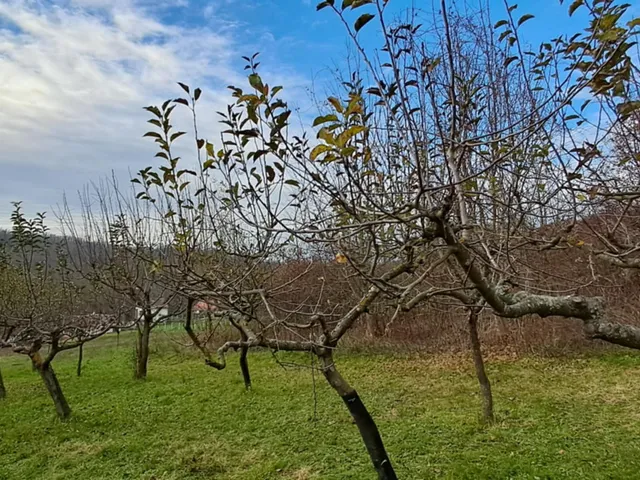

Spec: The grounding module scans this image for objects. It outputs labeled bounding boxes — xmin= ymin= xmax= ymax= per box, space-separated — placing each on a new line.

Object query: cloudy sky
xmin=0 ymin=0 xmax=590 ymax=228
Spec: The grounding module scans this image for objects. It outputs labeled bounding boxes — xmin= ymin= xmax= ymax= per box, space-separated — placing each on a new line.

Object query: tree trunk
xmin=0 ymin=367 xmax=6 ymax=399
xmin=134 ymin=315 xmax=152 ymax=380
xmin=77 ymin=343 xmax=84 ymax=377
xmin=239 ymin=327 xmax=251 ymax=390
xmin=31 ymin=354 xmax=71 ymax=420
xmin=239 ymin=346 xmax=251 ymax=390
xmin=468 ymin=308 xmax=494 ymax=424
xmin=320 ymin=352 xmax=397 ymax=480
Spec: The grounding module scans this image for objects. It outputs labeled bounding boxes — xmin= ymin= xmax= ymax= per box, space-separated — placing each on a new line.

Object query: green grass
xmin=2 ymin=334 xmax=640 ymax=480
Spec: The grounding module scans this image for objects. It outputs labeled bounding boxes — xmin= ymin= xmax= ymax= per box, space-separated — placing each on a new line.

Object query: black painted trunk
xmin=0 ymin=367 xmax=6 ymax=399
xmin=341 ymin=391 xmax=398 ymax=480
xmin=36 ymin=361 xmax=71 ymax=420
xmin=77 ymin=343 xmax=84 ymax=377
xmin=239 ymin=346 xmax=251 ymax=390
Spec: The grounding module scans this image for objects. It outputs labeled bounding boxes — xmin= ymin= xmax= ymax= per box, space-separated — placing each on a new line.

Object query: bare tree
xmin=60 ymin=179 xmax=178 ymax=380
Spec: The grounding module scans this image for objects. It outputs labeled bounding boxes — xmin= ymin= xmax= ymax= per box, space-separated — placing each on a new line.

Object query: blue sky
xmin=0 ymin=0 xmax=612 ymax=228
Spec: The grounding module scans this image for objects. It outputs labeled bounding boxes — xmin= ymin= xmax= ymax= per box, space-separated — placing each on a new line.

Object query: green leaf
xmin=342 ymin=0 xmax=353 ymax=8
xmin=354 ymin=13 xmax=375 ymax=32
xmin=498 ymin=29 xmax=512 ymax=42
xmin=174 ymin=98 xmax=189 ymax=106
xmin=177 ymin=82 xmax=190 ymax=94
xmin=238 ymin=129 xmax=259 ymax=138
xmin=143 ymin=132 xmax=163 ymax=139
xmin=316 ymin=0 xmax=334 ymax=10
xmin=517 ymin=14 xmax=534 ymax=26
xmin=313 ymin=114 xmax=339 ymax=127
xmin=504 ymin=56 xmax=519 ymax=67
xmin=248 ymin=73 xmax=263 ymax=91
xmin=580 ymin=99 xmax=591 ymax=112
xmin=265 ymin=165 xmax=275 ymax=182
xmin=285 ymin=179 xmax=300 ymax=187
xmin=494 ymin=19 xmax=508 ymax=29
xmin=568 ymin=0 xmax=583 ymax=16
xmin=143 ymin=106 xmax=162 ymax=118
xmin=170 ymin=131 xmax=186 ymax=142
xmin=194 ymin=88 xmax=202 ymax=101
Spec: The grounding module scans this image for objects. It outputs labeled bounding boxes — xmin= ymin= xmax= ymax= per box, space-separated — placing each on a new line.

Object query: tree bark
xmin=468 ymin=308 xmax=494 ymax=424
xmin=320 ymin=352 xmax=397 ymax=480
xmin=441 ymin=222 xmax=640 ymax=350
xmin=77 ymin=343 xmax=84 ymax=377
xmin=134 ymin=314 xmax=152 ymax=380
xmin=31 ymin=354 xmax=71 ymax=420
xmin=0 ymin=367 xmax=6 ymax=399
xmin=239 ymin=345 xmax=251 ymax=390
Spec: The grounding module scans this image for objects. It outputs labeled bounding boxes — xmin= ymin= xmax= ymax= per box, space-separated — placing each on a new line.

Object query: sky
xmin=0 ymin=0 xmax=602 ymax=229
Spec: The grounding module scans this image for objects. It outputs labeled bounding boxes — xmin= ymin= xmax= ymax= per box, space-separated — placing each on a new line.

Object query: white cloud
xmin=0 ymin=0 xmax=318 ymax=232
xmin=0 ymin=0 xmax=310 ymax=228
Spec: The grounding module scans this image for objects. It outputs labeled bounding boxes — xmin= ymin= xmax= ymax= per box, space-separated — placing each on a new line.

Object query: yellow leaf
xmin=310 ymin=144 xmax=331 ymax=161
xmin=335 ymin=252 xmax=348 ymax=264
xmin=337 ymin=125 xmax=366 ymax=147
xmin=328 ymin=96 xmax=344 ymax=113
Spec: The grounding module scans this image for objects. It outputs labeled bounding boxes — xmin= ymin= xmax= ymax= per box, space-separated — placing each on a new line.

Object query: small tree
xmin=134 ymin=75 xmax=406 ymax=477
xmin=61 ymin=179 xmax=178 ymax=380
xmin=0 ymin=203 xmax=123 ymax=419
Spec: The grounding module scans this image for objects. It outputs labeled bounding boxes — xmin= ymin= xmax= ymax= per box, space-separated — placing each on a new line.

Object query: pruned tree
xmin=133 ymin=70 xmax=405 ymax=477
xmin=60 ymin=178 xmax=179 ymax=380
xmin=0 ymin=203 xmax=124 ymax=419
xmin=128 ymin=0 xmax=640 ymax=476
xmin=301 ymin=0 xmax=640 ymax=423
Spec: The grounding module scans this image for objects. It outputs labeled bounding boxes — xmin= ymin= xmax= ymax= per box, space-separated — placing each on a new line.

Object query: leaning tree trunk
xmin=319 ymin=352 xmax=397 ymax=480
xmin=0 ymin=367 xmax=6 ymax=399
xmin=239 ymin=329 xmax=251 ymax=390
xmin=239 ymin=346 xmax=251 ymax=390
xmin=31 ymin=354 xmax=71 ymax=420
xmin=134 ymin=314 xmax=152 ymax=380
xmin=468 ymin=308 xmax=494 ymax=424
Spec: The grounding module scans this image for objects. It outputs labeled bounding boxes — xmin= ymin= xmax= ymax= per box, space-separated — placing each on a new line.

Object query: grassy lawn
xmin=1 ymin=334 xmax=640 ymax=479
